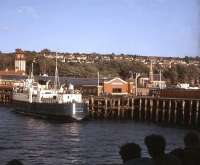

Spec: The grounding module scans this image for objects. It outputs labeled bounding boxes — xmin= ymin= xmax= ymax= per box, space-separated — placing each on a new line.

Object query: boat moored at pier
xmin=12 ymin=55 xmax=88 ymax=121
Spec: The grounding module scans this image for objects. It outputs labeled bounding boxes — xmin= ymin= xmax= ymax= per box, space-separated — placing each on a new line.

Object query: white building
xmin=15 ymin=49 xmax=26 ymax=73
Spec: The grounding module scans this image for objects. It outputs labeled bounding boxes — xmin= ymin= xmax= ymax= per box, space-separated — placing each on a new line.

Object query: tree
xmin=176 ymin=64 xmax=188 ymax=82
xmin=163 ymin=68 xmax=178 ymax=84
xmin=40 ymin=49 xmax=51 ymax=55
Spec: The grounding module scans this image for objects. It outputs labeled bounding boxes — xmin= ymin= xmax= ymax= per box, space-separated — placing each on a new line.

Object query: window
xmin=112 ymin=88 xmax=122 ymax=93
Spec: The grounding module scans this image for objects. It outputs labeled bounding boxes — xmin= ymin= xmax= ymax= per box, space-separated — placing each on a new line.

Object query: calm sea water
xmin=0 ymin=106 xmax=190 ymax=165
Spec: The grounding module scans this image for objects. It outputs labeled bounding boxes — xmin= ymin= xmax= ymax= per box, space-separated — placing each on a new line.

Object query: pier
xmin=86 ymin=96 xmax=200 ymax=127
xmin=0 ymin=85 xmax=200 ymax=128
xmin=0 ymin=84 xmax=12 ymax=105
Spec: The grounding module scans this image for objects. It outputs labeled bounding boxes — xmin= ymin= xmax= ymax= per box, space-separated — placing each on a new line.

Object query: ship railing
xmin=41 ymin=97 xmax=58 ymax=103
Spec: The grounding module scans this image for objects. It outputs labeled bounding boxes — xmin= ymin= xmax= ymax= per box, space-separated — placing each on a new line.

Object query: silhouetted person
xmin=145 ymin=134 xmax=181 ymax=165
xmin=6 ymin=159 xmax=23 ymax=165
xmin=119 ymin=142 xmax=153 ymax=165
xmin=182 ymin=131 xmax=200 ymax=165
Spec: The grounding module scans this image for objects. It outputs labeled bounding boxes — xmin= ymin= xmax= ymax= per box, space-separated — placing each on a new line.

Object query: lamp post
xmin=159 ymin=69 xmax=162 ymax=89
xmin=97 ymin=71 xmax=100 ymax=96
xmin=135 ymin=73 xmax=140 ymax=96
xmin=129 ymin=71 xmax=134 ymax=95
xmin=30 ymin=58 xmax=36 ymax=80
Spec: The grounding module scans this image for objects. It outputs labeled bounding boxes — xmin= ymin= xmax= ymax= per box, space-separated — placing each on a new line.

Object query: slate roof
xmin=0 ymin=74 xmax=118 ymax=86
xmin=0 ymin=75 xmax=28 ymax=81
xmin=38 ymin=76 xmax=105 ymax=86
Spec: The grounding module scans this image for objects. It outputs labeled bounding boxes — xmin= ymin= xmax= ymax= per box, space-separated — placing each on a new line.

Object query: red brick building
xmin=103 ymin=77 xmax=134 ymax=95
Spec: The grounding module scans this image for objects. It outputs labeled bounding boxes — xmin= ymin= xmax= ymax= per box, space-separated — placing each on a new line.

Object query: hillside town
xmin=31 ymin=49 xmax=200 ymax=67
xmin=0 ymin=49 xmax=200 ymax=98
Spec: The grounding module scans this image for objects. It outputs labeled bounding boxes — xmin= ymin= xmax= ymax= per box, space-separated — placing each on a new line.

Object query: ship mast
xmin=54 ymin=52 xmax=60 ymax=90
xmin=28 ymin=61 xmax=34 ymax=80
xmin=30 ymin=62 xmax=34 ymax=79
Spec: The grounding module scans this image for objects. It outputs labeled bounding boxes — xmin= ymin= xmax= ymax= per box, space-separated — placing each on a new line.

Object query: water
xmin=0 ymin=107 xmax=190 ymax=165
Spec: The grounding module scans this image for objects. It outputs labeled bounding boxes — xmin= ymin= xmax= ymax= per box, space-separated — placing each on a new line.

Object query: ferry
xmin=12 ymin=55 xmax=88 ymax=121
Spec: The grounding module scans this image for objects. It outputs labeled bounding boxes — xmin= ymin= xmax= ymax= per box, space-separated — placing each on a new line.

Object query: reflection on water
xmin=0 ymin=107 xmax=190 ymax=165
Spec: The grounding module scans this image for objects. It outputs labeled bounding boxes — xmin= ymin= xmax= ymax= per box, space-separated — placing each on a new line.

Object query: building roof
xmin=0 ymin=70 xmax=26 ymax=76
xmin=38 ymin=76 xmax=105 ymax=86
xmin=0 ymin=74 xmax=27 ymax=81
xmin=104 ymin=77 xmax=128 ymax=84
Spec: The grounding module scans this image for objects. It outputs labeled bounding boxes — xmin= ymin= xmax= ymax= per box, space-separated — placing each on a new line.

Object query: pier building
xmin=103 ymin=77 xmax=134 ymax=95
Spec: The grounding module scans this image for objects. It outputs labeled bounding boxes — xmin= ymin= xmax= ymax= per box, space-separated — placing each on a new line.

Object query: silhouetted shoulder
xmin=169 ymin=148 xmax=184 ymax=165
xmin=182 ymin=147 xmax=200 ymax=165
xmin=153 ymin=154 xmax=181 ymax=165
xmin=182 ymin=131 xmax=200 ymax=165
xmin=6 ymin=159 xmax=23 ymax=165
xmin=123 ymin=157 xmax=154 ymax=165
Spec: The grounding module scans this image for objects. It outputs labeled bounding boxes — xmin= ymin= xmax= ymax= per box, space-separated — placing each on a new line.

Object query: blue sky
xmin=0 ymin=0 xmax=199 ymax=57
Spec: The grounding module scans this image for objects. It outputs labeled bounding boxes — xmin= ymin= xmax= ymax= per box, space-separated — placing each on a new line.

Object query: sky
xmin=0 ymin=0 xmax=199 ymax=57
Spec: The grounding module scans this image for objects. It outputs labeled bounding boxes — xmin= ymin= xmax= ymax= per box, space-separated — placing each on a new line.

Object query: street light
xmin=159 ymin=69 xmax=162 ymax=89
xmin=129 ymin=71 xmax=133 ymax=80
xmin=135 ymin=73 xmax=140 ymax=96
xmin=129 ymin=71 xmax=134 ymax=94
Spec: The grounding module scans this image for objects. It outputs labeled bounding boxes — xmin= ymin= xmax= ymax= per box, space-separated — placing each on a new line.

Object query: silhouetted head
xmin=184 ymin=131 xmax=200 ymax=148
xmin=119 ymin=142 xmax=141 ymax=162
xmin=144 ymin=134 xmax=166 ymax=158
xmin=6 ymin=159 xmax=23 ymax=165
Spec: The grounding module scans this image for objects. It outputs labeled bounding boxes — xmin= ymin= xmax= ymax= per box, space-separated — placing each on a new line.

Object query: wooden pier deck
xmin=85 ymin=96 xmax=200 ymax=127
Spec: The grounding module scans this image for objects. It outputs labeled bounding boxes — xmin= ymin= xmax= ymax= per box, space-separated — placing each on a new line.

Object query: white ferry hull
xmin=12 ymin=100 xmax=88 ymax=121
